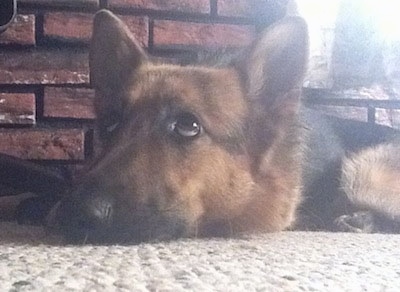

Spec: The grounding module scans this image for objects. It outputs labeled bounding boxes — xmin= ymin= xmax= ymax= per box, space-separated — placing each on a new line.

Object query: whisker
xmin=83 ymin=233 xmax=89 ymax=245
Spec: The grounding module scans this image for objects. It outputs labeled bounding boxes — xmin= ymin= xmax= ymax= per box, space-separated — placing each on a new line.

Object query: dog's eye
xmin=168 ymin=113 xmax=202 ymax=138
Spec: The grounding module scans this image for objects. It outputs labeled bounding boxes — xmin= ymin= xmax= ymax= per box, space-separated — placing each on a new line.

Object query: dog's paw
xmin=334 ymin=211 xmax=375 ymax=233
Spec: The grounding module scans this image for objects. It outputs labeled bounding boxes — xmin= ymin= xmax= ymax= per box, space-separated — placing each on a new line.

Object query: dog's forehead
xmin=130 ymin=64 xmax=241 ymax=101
xmin=126 ymin=63 xmax=249 ymax=134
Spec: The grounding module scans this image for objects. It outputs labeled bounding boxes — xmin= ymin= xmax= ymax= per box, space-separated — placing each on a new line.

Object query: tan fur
xmin=341 ymin=143 xmax=400 ymax=219
xmin=85 ymin=62 xmax=303 ymax=237
xmin=49 ymin=10 xmax=400 ymax=242
xmin=50 ymin=10 xmax=310 ymax=242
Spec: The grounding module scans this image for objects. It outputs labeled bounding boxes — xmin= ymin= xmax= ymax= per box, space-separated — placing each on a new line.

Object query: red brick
xmin=0 ymin=50 xmax=89 ymax=85
xmin=0 ymin=93 xmax=36 ymax=125
xmin=375 ymin=108 xmax=400 ymax=129
xmin=309 ymin=105 xmax=368 ymax=122
xmin=316 ymin=87 xmax=393 ymax=100
xmin=120 ymin=16 xmax=149 ymax=47
xmin=43 ymin=13 xmax=149 ymax=47
xmin=0 ymin=15 xmax=35 ymax=46
xmin=218 ymin=0 xmax=287 ymax=18
xmin=19 ymin=0 xmax=98 ymax=8
xmin=109 ymin=0 xmax=210 ymax=14
xmin=153 ymin=20 xmax=255 ymax=48
xmin=44 ymin=13 xmax=92 ymax=42
xmin=218 ymin=0 xmax=256 ymax=17
xmin=44 ymin=87 xmax=95 ymax=119
xmin=0 ymin=129 xmax=85 ymax=160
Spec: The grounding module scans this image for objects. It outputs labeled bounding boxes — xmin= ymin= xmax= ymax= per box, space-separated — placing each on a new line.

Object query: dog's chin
xmin=47 ymin=202 xmax=191 ymax=245
xmin=59 ymin=221 xmax=190 ymax=245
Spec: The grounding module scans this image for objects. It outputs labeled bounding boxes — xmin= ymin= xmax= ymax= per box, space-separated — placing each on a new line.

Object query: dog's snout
xmin=55 ymin=194 xmax=116 ymax=243
xmin=86 ymin=196 xmax=114 ymax=226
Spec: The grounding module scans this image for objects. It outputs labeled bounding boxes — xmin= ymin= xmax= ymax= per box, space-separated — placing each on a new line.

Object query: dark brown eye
xmin=168 ymin=113 xmax=202 ymax=138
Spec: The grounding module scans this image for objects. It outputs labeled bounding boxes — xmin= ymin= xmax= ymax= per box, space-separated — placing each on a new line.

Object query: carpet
xmin=0 ymin=222 xmax=399 ymax=291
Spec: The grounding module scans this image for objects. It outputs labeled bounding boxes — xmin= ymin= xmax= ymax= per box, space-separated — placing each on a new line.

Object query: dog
xmin=48 ymin=10 xmax=400 ymax=244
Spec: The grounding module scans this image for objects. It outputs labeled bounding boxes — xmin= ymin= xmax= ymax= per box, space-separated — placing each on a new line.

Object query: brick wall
xmin=0 ymin=0 xmax=286 ymax=176
xmin=297 ymin=0 xmax=400 ymax=128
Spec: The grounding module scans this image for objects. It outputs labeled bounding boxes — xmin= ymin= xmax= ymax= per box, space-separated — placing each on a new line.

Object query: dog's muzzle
xmin=49 ymin=194 xmax=116 ymax=244
xmin=49 ymin=191 xmax=189 ymax=244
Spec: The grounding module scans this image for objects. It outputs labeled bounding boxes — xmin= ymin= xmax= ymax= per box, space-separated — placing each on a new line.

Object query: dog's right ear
xmin=90 ymin=10 xmax=147 ymax=144
xmin=90 ymin=9 xmax=147 ymax=94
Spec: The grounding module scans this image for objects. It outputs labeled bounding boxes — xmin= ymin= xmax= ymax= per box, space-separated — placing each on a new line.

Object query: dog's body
xmin=50 ymin=10 xmax=400 ymax=243
xmin=297 ymin=109 xmax=400 ymax=232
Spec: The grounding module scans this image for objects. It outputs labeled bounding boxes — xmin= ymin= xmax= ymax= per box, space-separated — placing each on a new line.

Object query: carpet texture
xmin=0 ymin=222 xmax=399 ymax=291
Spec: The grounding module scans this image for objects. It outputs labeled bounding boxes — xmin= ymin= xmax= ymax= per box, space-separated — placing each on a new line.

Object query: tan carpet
xmin=0 ymin=222 xmax=399 ymax=291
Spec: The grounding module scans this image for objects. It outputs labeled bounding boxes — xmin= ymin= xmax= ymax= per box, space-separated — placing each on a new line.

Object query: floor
xmin=0 ymin=222 xmax=399 ymax=291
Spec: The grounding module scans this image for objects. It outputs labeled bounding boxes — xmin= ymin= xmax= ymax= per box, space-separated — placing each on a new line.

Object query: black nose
xmin=56 ymin=195 xmax=115 ymax=243
xmin=85 ymin=196 xmax=114 ymax=225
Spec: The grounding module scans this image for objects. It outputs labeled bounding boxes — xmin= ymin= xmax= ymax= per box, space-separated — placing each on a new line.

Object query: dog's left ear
xmin=243 ymin=16 xmax=308 ymax=110
xmin=240 ymin=17 xmax=308 ymax=171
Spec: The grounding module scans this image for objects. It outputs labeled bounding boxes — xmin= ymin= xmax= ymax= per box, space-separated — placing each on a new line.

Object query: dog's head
xmin=50 ymin=10 xmax=308 ymax=244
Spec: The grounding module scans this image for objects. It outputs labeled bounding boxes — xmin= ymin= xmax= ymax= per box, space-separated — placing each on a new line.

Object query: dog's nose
xmin=85 ymin=196 xmax=114 ymax=225
xmin=55 ymin=195 xmax=115 ymax=243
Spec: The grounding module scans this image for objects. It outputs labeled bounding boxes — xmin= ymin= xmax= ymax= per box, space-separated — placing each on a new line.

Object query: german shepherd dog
xmin=49 ymin=10 xmax=400 ymax=243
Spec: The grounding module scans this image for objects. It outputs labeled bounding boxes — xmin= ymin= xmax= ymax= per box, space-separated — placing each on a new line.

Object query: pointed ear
xmin=244 ymin=16 xmax=308 ymax=105
xmin=241 ymin=17 xmax=309 ymax=172
xmin=90 ymin=10 xmax=148 ymax=145
xmin=90 ymin=9 xmax=147 ymax=94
